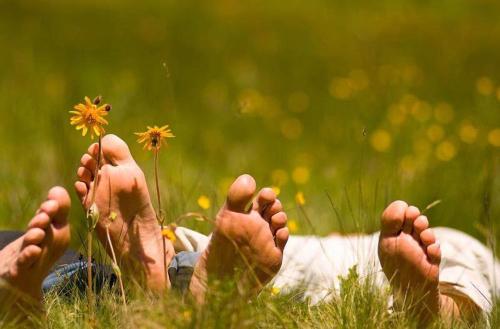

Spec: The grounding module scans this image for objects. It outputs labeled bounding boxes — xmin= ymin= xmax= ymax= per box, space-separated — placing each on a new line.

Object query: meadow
xmin=0 ymin=0 xmax=499 ymax=327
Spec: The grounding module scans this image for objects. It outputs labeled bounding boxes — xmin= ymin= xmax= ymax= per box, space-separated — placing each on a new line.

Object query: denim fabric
xmin=41 ymin=251 xmax=201 ymax=295
xmin=168 ymin=251 xmax=201 ymax=293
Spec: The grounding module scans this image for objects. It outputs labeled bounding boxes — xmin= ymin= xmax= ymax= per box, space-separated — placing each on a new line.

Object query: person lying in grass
xmin=1 ymin=134 xmax=497 ymax=327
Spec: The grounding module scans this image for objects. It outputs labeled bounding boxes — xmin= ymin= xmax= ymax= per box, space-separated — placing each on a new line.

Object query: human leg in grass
xmin=74 ymin=134 xmax=174 ymax=291
xmin=378 ymin=201 xmax=481 ymax=324
xmin=189 ymin=174 xmax=289 ymax=303
xmin=0 ymin=187 xmax=70 ymax=314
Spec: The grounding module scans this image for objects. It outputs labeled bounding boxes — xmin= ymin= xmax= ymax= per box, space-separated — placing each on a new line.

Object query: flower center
xmin=84 ymin=108 xmax=98 ymax=125
xmin=151 ymin=132 xmax=161 ymax=147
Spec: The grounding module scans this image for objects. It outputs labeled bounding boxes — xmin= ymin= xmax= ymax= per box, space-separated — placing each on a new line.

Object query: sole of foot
xmin=190 ymin=174 xmax=289 ymax=303
xmin=378 ymin=200 xmax=441 ymax=322
xmin=0 ymin=187 xmax=70 ymax=307
xmin=75 ymin=134 xmax=174 ymax=291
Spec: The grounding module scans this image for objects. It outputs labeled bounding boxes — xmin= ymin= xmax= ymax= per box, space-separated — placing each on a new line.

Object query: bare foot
xmin=190 ymin=174 xmax=289 ymax=303
xmin=378 ymin=201 xmax=442 ymax=322
xmin=74 ymin=134 xmax=174 ymax=291
xmin=0 ymin=187 xmax=70 ymax=309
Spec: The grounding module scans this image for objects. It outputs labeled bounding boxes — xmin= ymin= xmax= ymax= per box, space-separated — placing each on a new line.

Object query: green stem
xmin=154 ymin=149 xmax=168 ymax=284
xmin=86 ymin=136 xmax=102 ymax=317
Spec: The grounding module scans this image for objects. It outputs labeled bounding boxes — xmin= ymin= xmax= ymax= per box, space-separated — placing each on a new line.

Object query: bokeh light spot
xmin=370 ymin=129 xmax=392 ymax=152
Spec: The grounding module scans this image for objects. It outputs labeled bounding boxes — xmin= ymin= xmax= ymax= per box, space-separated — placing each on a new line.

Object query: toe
xmin=17 ymin=245 xmax=42 ymax=268
xmin=403 ymin=206 xmax=420 ymax=234
xmin=28 ymin=212 xmax=50 ymax=230
xmin=22 ymin=228 xmax=46 ymax=247
xmin=270 ymin=211 xmax=287 ymax=234
xmin=87 ymin=142 xmax=100 ymax=157
xmin=427 ymin=243 xmax=441 ymax=264
xmin=80 ymin=153 xmax=97 ymax=172
xmin=381 ymin=200 xmax=408 ymax=235
xmin=264 ymin=199 xmax=283 ymax=221
xmin=254 ymin=188 xmax=277 ymax=219
xmin=413 ymin=215 xmax=429 ymax=240
xmin=47 ymin=186 xmax=71 ymax=227
xmin=101 ymin=134 xmax=136 ymax=166
xmin=420 ymin=228 xmax=436 ymax=246
xmin=275 ymin=227 xmax=289 ymax=252
xmin=77 ymin=166 xmax=93 ymax=185
xmin=74 ymin=181 xmax=88 ymax=203
xmin=226 ymin=174 xmax=256 ymax=213
xmin=39 ymin=200 xmax=59 ymax=217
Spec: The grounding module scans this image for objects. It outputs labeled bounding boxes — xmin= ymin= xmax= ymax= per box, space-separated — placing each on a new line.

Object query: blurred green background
xmin=0 ymin=0 xmax=498 ymax=247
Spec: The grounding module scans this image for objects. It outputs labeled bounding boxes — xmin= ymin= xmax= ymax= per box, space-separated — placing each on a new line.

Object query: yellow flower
xmin=488 ymin=128 xmax=500 ymax=147
xmin=288 ymin=219 xmax=298 ymax=233
xmin=271 ymin=186 xmax=281 ymax=196
xmin=135 ymin=125 xmax=175 ymax=151
xmin=271 ymin=286 xmax=281 ymax=296
xmin=161 ymin=225 xmax=177 ymax=242
xmin=435 ymin=141 xmax=457 ymax=161
xmin=292 ymin=166 xmax=310 ymax=184
xmin=426 ymin=124 xmax=445 ymax=142
xmin=69 ymin=96 xmax=110 ymax=139
xmin=459 ymin=123 xmax=478 ymax=144
xmin=370 ymin=129 xmax=392 ymax=152
xmin=197 ymin=195 xmax=211 ymax=210
xmin=295 ymin=191 xmax=306 ymax=205
xmin=476 ymin=76 xmax=494 ymax=96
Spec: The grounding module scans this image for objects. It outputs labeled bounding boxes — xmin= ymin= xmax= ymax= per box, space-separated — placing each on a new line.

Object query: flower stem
xmin=86 ymin=230 xmax=93 ymax=313
xmin=153 ymin=149 xmax=168 ymax=284
xmin=85 ymin=136 xmax=102 ymax=315
xmin=106 ymin=225 xmax=127 ymax=307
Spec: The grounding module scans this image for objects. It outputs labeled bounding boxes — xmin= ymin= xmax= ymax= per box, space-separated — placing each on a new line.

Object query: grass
xmin=0 ymin=0 xmax=499 ymax=327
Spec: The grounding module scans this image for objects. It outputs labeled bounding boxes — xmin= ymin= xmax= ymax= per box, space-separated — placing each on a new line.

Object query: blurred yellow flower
xmin=426 ymin=124 xmax=445 ymax=142
xmin=295 ymin=191 xmax=306 ymax=205
xmin=329 ymin=78 xmax=354 ymax=100
xmin=476 ymin=76 xmax=494 ymax=96
xmin=435 ymin=141 xmax=457 ymax=161
xmin=271 ymin=169 xmax=289 ymax=186
xmin=459 ymin=123 xmax=478 ymax=144
xmin=292 ymin=166 xmax=310 ymax=184
xmin=271 ymin=286 xmax=281 ymax=296
xmin=69 ymin=96 xmax=110 ymax=139
xmin=434 ymin=102 xmax=454 ymax=124
xmin=281 ymin=117 xmax=303 ymax=140
xmin=410 ymin=101 xmax=432 ymax=122
xmin=399 ymin=155 xmax=417 ymax=177
xmin=488 ymin=128 xmax=500 ymax=147
xmin=387 ymin=104 xmax=406 ymax=126
xmin=349 ymin=69 xmax=369 ymax=91
xmin=288 ymin=219 xmax=298 ymax=233
xmin=161 ymin=226 xmax=177 ymax=242
xmin=183 ymin=310 xmax=192 ymax=320
xmin=197 ymin=195 xmax=211 ymax=210
xmin=271 ymin=186 xmax=281 ymax=196
xmin=135 ymin=125 xmax=174 ymax=151
xmin=370 ymin=129 xmax=392 ymax=152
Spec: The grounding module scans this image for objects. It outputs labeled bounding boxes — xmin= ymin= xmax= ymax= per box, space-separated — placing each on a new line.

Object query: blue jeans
xmin=0 ymin=230 xmax=200 ymax=295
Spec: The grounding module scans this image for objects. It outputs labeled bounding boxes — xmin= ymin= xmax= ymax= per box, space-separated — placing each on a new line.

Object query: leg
xmin=189 ymin=174 xmax=289 ymax=303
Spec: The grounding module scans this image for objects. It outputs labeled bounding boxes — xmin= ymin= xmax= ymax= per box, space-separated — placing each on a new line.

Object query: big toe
xmin=225 ymin=174 xmax=256 ymax=213
xmin=47 ymin=186 xmax=71 ymax=227
xmin=101 ymin=134 xmax=135 ymax=166
xmin=381 ymin=200 xmax=408 ymax=235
